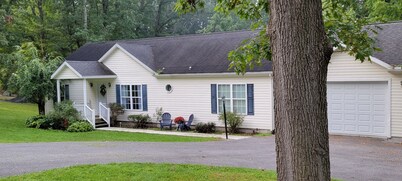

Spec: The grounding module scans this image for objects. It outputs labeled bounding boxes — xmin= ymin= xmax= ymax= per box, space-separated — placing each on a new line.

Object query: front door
xmin=96 ymin=83 xmax=108 ymax=115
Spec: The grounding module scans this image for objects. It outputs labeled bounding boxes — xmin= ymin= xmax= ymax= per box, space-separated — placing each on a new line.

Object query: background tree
xmin=8 ymin=43 xmax=61 ymax=115
xmin=365 ymin=0 xmax=402 ymax=21
xmin=175 ymin=0 xmax=380 ymax=180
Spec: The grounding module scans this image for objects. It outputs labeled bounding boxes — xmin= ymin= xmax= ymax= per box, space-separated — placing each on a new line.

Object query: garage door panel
xmin=358 ymin=94 xmax=371 ymax=101
xmin=358 ymin=125 xmax=370 ymax=132
xmin=372 ymin=115 xmax=386 ymax=122
xmin=358 ymin=114 xmax=370 ymax=122
xmin=345 ymin=124 xmax=357 ymax=131
xmin=344 ymin=104 xmax=356 ymax=111
xmin=358 ymin=104 xmax=371 ymax=112
xmin=328 ymin=82 xmax=388 ymax=137
xmin=331 ymin=124 xmax=343 ymax=131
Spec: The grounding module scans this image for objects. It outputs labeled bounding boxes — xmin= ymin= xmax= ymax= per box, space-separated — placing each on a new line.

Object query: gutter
xmin=154 ymin=71 xmax=273 ymax=79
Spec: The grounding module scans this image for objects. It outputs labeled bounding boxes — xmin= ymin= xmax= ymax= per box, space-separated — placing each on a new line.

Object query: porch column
xmin=83 ymin=79 xmax=87 ymax=106
xmin=56 ymin=79 xmax=61 ymax=103
xmin=83 ymin=79 xmax=87 ymax=117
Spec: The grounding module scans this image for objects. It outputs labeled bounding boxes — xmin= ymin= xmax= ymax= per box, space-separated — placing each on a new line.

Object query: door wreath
xmin=100 ymin=84 xmax=107 ymax=96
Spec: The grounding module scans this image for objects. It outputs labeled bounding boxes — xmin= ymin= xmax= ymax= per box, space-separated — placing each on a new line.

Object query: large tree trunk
xmin=38 ymin=98 xmax=46 ymax=115
xmin=268 ymin=0 xmax=333 ymax=180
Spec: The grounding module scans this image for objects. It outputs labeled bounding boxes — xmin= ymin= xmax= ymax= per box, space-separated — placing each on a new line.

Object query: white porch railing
xmin=99 ymin=102 xmax=110 ymax=127
xmin=84 ymin=105 xmax=96 ymax=128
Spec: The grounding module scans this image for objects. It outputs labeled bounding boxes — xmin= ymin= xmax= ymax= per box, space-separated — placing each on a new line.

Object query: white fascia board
xmin=370 ymin=56 xmax=393 ymax=69
xmin=51 ymin=61 xmax=83 ymax=79
xmin=154 ymin=71 xmax=273 ymax=79
xmin=97 ymin=43 xmax=156 ymax=74
xmin=82 ymin=75 xmax=117 ymax=79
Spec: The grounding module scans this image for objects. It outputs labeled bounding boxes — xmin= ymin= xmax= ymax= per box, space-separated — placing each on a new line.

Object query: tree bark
xmin=38 ymin=98 xmax=45 ymax=115
xmin=83 ymin=0 xmax=88 ymax=30
xmin=268 ymin=0 xmax=333 ymax=180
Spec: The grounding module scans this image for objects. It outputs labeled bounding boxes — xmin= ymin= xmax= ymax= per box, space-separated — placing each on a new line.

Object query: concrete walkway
xmin=97 ymin=127 xmax=250 ymax=140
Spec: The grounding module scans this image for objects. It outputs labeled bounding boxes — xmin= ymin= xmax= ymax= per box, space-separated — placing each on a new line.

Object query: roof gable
xmin=98 ymin=44 xmax=156 ymax=74
xmin=51 ymin=62 xmax=82 ymax=79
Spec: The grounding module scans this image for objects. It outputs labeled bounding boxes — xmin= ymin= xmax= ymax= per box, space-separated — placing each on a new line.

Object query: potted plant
xmin=174 ymin=116 xmax=185 ymax=124
xmin=108 ymin=103 xmax=124 ymax=126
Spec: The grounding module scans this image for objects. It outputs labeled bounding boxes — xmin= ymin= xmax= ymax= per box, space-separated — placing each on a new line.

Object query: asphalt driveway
xmin=0 ymin=136 xmax=401 ymax=181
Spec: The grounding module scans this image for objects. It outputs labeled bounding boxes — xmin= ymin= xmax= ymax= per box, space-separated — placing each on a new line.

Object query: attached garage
xmin=327 ymin=82 xmax=389 ymax=137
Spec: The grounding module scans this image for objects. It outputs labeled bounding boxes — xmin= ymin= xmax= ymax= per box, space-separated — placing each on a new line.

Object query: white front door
xmin=327 ymin=82 xmax=389 ymax=137
xmin=96 ymin=83 xmax=108 ymax=115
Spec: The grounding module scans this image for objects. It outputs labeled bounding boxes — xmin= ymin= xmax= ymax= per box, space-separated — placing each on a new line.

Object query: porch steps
xmin=95 ymin=116 xmax=109 ymax=128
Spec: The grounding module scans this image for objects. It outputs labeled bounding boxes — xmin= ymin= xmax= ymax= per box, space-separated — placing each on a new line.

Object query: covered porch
xmin=51 ymin=61 xmax=117 ymax=128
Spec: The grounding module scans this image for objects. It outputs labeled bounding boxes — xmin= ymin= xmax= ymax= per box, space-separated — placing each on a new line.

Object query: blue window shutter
xmin=211 ymin=84 xmax=217 ymax=114
xmin=142 ymin=84 xmax=148 ymax=111
xmin=247 ymin=84 xmax=254 ymax=115
xmin=64 ymin=85 xmax=70 ymax=100
xmin=116 ymin=84 xmax=121 ymax=104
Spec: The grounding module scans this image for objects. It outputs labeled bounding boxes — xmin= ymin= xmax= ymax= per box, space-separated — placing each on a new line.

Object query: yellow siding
xmin=103 ymin=48 xmax=273 ymax=130
xmin=329 ymin=52 xmax=402 ymax=137
xmin=54 ymin=66 xmax=80 ymax=79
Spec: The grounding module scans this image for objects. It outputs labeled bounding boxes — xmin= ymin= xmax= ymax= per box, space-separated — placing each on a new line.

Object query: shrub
xmin=67 ymin=121 xmax=94 ymax=132
xmin=44 ymin=111 xmax=68 ymax=130
xmin=153 ymin=107 xmax=163 ymax=121
xmin=27 ymin=101 xmax=80 ymax=130
xmin=218 ymin=112 xmax=244 ymax=133
xmin=25 ymin=115 xmax=47 ymax=128
xmin=195 ymin=122 xmax=216 ymax=133
xmin=174 ymin=116 xmax=185 ymax=124
xmin=41 ymin=101 xmax=81 ymax=130
xmin=128 ymin=114 xmax=151 ymax=128
xmin=53 ymin=101 xmax=80 ymax=121
xmin=109 ymin=103 xmax=124 ymax=126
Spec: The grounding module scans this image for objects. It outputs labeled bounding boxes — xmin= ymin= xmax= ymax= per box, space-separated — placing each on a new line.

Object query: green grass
xmin=0 ymin=101 xmax=216 ymax=143
xmin=0 ymin=163 xmax=277 ymax=181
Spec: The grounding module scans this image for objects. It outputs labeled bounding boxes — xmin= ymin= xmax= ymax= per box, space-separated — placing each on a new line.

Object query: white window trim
xmin=216 ymin=84 xmax=247 ymax=115
xmin=131 ymin=85 xmax=143 ymax=110
xmin=120 ymin=84 xmax=143 ymax=111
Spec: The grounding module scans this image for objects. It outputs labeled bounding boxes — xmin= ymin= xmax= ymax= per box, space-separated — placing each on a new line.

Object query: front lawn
xmin=0 ymin=101 xmax=216 ymax=143
xmin=0 ymin=163 xmax=276 ymax=181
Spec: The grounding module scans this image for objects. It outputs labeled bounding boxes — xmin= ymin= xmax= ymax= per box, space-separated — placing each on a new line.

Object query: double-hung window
xmin=217 ymin=84 xmax=247 ymax=114
xmin=121 ymin=85 xmax=142 ymax=110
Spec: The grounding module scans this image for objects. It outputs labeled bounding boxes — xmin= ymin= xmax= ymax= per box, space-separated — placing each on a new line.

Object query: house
xmin=50 ymin=22 xmax=402 ymax=138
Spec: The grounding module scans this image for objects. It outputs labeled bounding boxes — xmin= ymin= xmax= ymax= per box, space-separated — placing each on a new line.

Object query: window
xmin=60 ymin=84 xmax=69 ymax=101
xmin=217 ymin=84 xmax=247 ymax=114
xmin=121 ymin=85 xmax=142 ymax=110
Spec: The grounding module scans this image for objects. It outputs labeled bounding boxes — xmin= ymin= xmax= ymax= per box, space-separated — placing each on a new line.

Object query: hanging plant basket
xmin=100 ymin=84 xmax=107 ymax=96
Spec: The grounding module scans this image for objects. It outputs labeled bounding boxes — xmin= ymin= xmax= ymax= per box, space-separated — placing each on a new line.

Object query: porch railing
xmin=99 ymin=102 xmax=110 ymax=127
xmin=84 ymin=105 xmax=95 ymax=128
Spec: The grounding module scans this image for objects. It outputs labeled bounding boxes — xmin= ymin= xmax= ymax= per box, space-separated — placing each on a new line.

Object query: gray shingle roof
xmin=66 ymin=61 xmax=116 ymax=77
xmin=65 ymin=23 xmax=402 ymax=75
xmin=66 ymin=31 xmax=272 ymax=74
xmin=371 ymin=21 xmax=402 ymax=66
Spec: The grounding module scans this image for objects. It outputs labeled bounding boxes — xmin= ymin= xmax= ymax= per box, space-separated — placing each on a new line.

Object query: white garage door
xmin=327 ymin=82 xmax=389 ymax=137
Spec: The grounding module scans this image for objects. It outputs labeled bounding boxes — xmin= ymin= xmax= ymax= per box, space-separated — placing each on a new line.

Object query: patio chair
xmin=159 ymin=112 xmax=173 ymax=130
xmin=180 ymin=114 xmax=194 ymax=131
